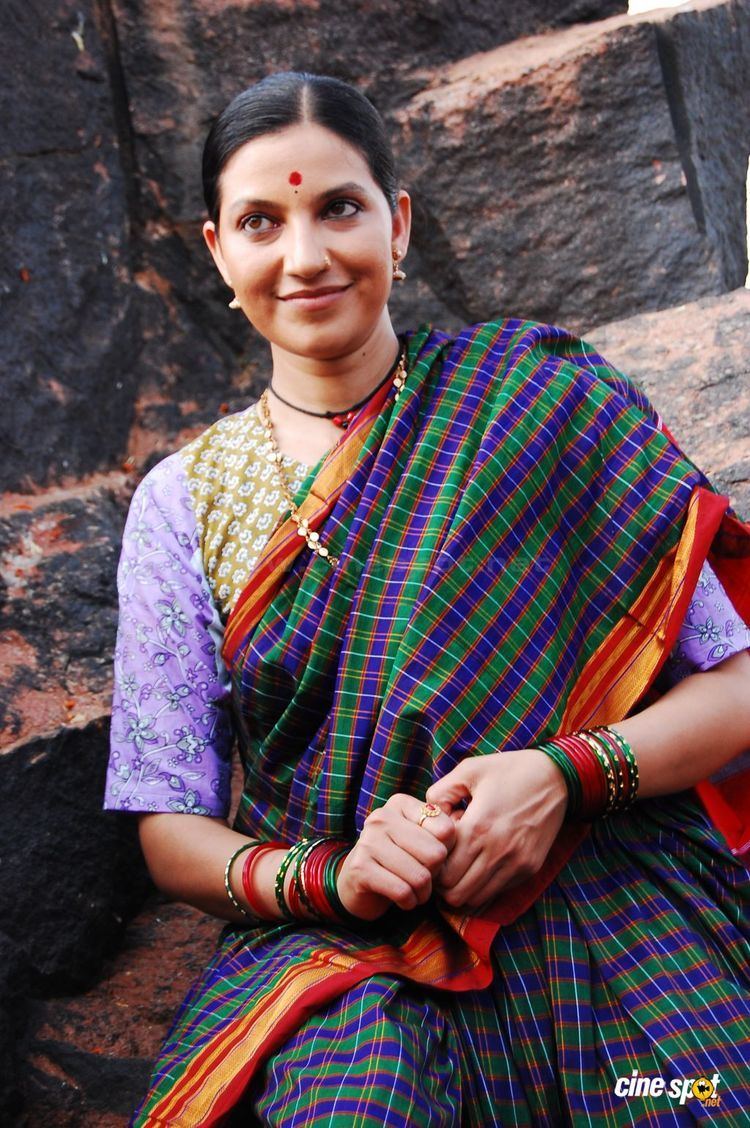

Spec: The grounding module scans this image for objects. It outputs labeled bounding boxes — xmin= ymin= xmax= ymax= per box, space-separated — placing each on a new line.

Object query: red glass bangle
xmin=307 ymin=841 xmax=350 ymax=921
xmin=304 ymin=841 xmax=343 ymax=919
xmin=563 ymin=735 xmax=606 ymax=819
xmin=241 ymin=841 xmax=286 ymax=921
xmin=299 ymin=842 xmax=329 ymax=914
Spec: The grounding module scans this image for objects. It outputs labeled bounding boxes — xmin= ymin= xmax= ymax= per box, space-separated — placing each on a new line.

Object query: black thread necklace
xmin=268 ymin=345 xmax=405 ymax=429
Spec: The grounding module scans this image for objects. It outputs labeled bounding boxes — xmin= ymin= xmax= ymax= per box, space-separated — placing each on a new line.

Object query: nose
xmin=283 ymin=218 xmax=330 ymax=278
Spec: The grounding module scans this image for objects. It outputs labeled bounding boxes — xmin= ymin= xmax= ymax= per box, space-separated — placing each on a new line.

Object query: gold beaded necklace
xmin=257 ymin=349 xmax=408 ymax=567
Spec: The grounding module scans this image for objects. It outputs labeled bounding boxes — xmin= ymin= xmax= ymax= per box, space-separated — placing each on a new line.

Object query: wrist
xmin=530 ymin=749 xmax=570 ymax=814
xmin=272 ymin=838 xmax=358 ymax=925
xmin=535 ymin=727 xmax=639 ymax=820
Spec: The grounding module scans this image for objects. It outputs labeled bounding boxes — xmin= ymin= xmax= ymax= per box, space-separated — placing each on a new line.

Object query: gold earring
xmin=228 ymin=294 xmax=241 ymax=309
xmin=392 ymin=248 xmax=406 ymax=282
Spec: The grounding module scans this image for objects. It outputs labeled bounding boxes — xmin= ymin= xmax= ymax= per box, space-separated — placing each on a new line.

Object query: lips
xmin=279 ymin=284 xmax=351 ymax=301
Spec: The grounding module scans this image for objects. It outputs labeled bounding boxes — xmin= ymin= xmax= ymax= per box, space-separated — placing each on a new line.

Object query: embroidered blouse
xmin=103 ymin=402 xmax=750 ymax=817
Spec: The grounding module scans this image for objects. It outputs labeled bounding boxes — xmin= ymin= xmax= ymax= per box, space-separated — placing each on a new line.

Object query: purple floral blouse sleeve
xmin=104 ymin=453 xmax=233 ymax=817
xmin=662 ymin=558 xmax=750 ymax=684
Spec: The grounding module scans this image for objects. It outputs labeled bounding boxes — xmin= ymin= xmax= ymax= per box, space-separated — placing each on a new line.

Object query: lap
xmin=245 ymin=973 xmax=462 ymax=1127
xmin=245 ymin=794 xmax=750 ymax=1127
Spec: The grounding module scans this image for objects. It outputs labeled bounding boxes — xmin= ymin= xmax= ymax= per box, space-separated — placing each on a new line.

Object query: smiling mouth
xmin=279 ymin=284 xmax=351 ymax=301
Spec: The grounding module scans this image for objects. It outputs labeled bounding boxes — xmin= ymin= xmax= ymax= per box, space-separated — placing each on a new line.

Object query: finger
xmin=419 ymin=816 xmax=458 ymax=857
xmin=433 ymin=826 xmax=481 ymax=888
xmin=369 ymin=835 xmax=435 ymax=905
xmin=437 ymin=851 xmax=505 ymax=909
xmin=357 ymin=856 xmax=427 ymax=911
xmin=439 ymin=850 xmax=537 ymax=909
xmin=400 ymin=797 xmax=457 ymax=851
xmin=386 ymin=811 xmax=453 ymax=874
xmin=424 ymin=767 xmax=474 ymax=809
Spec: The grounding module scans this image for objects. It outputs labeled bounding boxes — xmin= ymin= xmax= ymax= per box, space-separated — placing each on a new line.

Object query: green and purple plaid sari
xmin=133 ymin=319 xmax=750 ymax=1126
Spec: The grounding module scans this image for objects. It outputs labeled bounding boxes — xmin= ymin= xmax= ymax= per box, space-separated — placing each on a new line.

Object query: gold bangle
xmin=224 ymin=840 xmax=262 ymax=918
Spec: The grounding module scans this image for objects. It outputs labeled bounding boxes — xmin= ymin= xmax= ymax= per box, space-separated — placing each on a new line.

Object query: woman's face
xmin=203 ymin=121 xmax=411 ymax=362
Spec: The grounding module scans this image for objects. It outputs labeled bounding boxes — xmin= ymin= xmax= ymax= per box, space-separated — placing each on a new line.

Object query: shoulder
xmin=180 ymin=402 xmax=265 ymax=478
xmin=433 ymin=316 xmax=653 ymax=414
xmin=124 ymin=449 xmax=198 ymax=542
xmin=414 ymin=316 xmax=595 ymax=379
xmin=126 ymin=402 xmax=270 ymax=526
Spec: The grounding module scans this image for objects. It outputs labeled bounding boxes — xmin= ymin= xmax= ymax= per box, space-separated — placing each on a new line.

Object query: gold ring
xmin=417 ymin=802 xmax=441 ymax=827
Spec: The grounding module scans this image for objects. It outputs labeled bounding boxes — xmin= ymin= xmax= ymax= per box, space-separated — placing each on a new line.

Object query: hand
xmin=424 ymin=750 xmax=568 ymax=911
xmin=336 ymin=793 xmax=458 ymax=921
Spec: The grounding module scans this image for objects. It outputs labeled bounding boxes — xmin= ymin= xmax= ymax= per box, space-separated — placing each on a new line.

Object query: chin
xmin=271 ymin=313 xmax=383 ymax=362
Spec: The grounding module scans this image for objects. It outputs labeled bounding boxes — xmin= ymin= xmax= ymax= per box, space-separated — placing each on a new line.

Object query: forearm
xmin=138 ymin=813 xmax=304 ymax=924
xmin=611 ymin=649 xmax=750 ymax=799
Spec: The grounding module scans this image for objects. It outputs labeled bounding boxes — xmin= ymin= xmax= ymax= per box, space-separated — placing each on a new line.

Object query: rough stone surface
xmin=655 ymin=0 xmax=750 ymax=290
xmin=395 ymin=8 xmax=737 ymax=333
xmin=0 ymin=931 xmax=30 ymax=1122
xmin=21 ymin=898 xmax=220 ymax=1126
xmin=588 ymin=287 xmax=750 ymax=520
xmin=0 ymin=718 xmax=149 ymax=990
xmin=0 ymin=479 xmax=131 ymax=749
xmin=101 ymin=0 xmax=632 ymax=477
xmin=0 ymin=0 xmax=138 ymax=494
xmin=2 ymin=1 xmax=745 ymax=495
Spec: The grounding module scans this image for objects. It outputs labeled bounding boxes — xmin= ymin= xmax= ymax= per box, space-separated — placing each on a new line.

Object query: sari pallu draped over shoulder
xmin=135 ymin=318 xmax=750 ymax=1127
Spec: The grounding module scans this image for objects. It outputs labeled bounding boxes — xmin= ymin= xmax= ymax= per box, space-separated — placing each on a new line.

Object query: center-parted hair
xmin=202 ymin=72 xmax=399 ymax=223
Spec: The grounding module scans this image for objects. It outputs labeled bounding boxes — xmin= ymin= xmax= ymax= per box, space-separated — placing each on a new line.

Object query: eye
xmin=240 ymin=213 xmax=277 ymax=233
xmin=325 ymin=199 xmax=362 ymax=219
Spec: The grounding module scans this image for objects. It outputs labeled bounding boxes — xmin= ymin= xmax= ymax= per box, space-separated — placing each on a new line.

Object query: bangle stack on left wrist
xmin=536 ymin=725 xmax=639 ymax=820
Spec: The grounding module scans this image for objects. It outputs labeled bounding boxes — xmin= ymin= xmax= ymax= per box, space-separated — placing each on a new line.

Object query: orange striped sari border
xmin=560 ymin=487 xmax=728 ymax=733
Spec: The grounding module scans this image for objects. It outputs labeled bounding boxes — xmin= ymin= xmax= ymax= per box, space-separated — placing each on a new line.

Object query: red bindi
xmin=288 ymin=171 xmax=302 ymax=186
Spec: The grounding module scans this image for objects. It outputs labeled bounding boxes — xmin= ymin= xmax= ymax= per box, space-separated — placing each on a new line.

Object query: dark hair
xmin=202 ymin=72 xmax=399 ymax=224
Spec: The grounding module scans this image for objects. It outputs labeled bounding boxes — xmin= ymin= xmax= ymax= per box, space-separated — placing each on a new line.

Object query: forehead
xmin=220 ymin=122 xmax=374 ymax=193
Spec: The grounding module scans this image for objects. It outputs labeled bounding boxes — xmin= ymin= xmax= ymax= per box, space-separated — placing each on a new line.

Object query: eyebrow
xmin=228 ymin=181 xmax=371 ymax=215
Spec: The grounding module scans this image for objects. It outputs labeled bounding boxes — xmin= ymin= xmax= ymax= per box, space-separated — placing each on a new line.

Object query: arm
xmin=138 ymin=813 xmax=291 ymax=924
xmin=613 ymin=648 xmax=750 ymax=798
xmin=138 ymin=795 xmax=458 ymax=925
xmin=112 ymin=457 xmax=457 ymax=926
xmin=149 ymin=636 xmax=748 ymax=924
xmin=424 ymin=649 xmax=750 ymax=911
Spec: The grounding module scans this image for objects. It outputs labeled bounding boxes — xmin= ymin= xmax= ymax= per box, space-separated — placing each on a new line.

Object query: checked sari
xmin=132 ymin=319 xmax=750 ymax=1126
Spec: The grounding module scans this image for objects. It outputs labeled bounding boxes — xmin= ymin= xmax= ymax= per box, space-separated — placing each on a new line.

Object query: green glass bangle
xmin=324 ymin=846 xmax=360 ymax=926
xmin=274 ymin=839 xmax=314 ymax=921
xmin=599 ymin=729 xmax=627 ymax=805
xmin=224 ymin=840 xmax=262 ymax=919
xmin=536 ymin=740 xmax=582 ymax=818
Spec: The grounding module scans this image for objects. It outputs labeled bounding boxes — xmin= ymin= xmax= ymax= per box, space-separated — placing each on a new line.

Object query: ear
xmin=391 ymin=189 xmax=412 ymax=259
xmin=202 ymin=220 xmax=233 ymax=289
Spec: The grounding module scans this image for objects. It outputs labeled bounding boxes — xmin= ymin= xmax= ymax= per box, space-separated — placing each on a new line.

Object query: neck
xmin=268 ymin=318 xmax=401 ymax=414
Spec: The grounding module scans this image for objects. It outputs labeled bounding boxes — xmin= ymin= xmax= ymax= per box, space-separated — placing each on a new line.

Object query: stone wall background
xmin=1 ymin=0 xmax=749 ymax=1120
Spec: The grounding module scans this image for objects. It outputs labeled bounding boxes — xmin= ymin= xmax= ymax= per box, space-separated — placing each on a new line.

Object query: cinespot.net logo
xmin=614 ymin=1071 xmax=721 ymax=1107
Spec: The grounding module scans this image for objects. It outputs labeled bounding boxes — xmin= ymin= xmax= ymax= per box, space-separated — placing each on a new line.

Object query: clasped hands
xmin=337 ymin=749 xmax=569 ymax=922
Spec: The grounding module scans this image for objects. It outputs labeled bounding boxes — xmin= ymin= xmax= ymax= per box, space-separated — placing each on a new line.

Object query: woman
xmin=105 ymin=72 xmax=750 ymax=1125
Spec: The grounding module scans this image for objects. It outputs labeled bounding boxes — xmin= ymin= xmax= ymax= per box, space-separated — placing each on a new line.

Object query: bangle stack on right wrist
xmin=225 ymin=837 xmax=357 ymax=926
xmin=275 ymin=837 xmax=359 ymax=926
